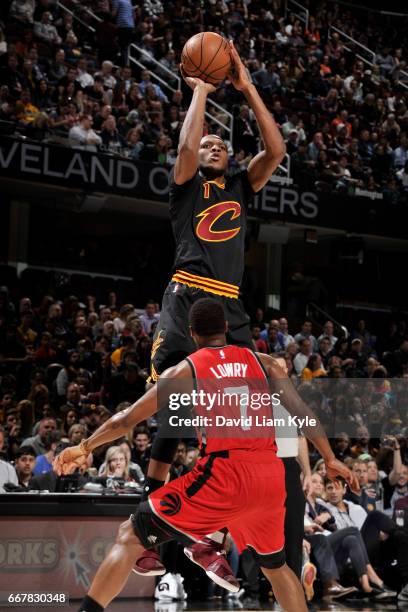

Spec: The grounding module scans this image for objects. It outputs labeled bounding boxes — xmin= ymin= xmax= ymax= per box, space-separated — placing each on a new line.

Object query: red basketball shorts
xmin=147 ymin=450 xmax=286 ymax=564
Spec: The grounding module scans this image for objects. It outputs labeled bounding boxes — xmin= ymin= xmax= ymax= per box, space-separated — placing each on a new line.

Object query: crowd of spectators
xmin=246 ymin=311 xmax=408 ymax=603
xmin=0 ymin=287 xmax=160 ymax=482
xmin=0 ymin=0 xmax=407 ymax=200
xmin=251 ymin=311 xmax=408 ymax=435
xmin=1 ymin=282 xmax=408 ymax=601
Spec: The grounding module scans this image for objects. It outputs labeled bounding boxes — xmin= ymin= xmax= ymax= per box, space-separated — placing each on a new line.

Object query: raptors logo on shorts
xmin=159 ymin=492 xmax=182 ymax=516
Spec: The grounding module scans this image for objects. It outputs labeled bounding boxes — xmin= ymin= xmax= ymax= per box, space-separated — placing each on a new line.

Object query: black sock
xmin=78 ymin=595 xmax=104 ymax=612
xmin=141 ymin=477 xmax=165 ymax=502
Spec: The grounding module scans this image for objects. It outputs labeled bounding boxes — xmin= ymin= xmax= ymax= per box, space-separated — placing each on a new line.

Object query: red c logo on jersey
xmin=196 ymin=201 xmax=241 ymax=243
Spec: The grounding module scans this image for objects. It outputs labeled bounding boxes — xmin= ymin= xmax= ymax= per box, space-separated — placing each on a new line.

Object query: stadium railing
xmin=82 ymin=7 xmax=103 ymax=23
xmin=329 ymin=25 xmax=375 ymax=67
xmin=329 ymin=25 xmax=408 ymax=90
xmin=285 ymin=0 xmax=309 ymax=29
xmin=57 ymin=0 xmax=96 ymax=33
xmin=307 ymin=301 xmax=349 ymax=339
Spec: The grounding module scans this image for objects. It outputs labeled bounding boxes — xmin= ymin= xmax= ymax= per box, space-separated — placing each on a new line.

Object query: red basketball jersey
xmin=186 ymin=345 xmax=277 ymax=454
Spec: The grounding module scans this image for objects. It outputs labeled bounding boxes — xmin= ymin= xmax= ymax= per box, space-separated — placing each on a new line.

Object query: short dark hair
xmin=324 ymin=476 xmax=346 ymax=488
xmin=189 ymin=298 xmax=225 ymax=336
xmin=134 ymin=426 xmax=150 ymax=438
xmin=14 ymin=445 xmax=36 ymax=459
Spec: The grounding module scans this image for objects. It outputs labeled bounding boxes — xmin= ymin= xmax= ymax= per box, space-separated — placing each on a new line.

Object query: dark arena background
xmin=1 ymin=0 xmax=408 ymax=610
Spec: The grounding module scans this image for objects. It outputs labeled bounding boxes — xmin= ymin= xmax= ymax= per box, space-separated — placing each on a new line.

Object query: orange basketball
xmin=181 ymin=32 xmax=232 ymax=87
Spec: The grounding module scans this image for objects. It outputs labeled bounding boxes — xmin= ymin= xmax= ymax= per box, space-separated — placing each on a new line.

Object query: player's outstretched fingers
xmin=229 ymin=41 xmax=239 ymax=63
xmin=349 ymin=472 xmax=360 ymax=493
xmin=53 ymin=456 xmax=62 ymax=475
xmin=63 ymin=462 xmax=75 ymax=476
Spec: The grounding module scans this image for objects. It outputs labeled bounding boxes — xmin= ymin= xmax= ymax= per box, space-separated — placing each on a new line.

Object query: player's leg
xmin=144 ymin=437 xmax=180 ymax=495
xmin=229 ymin=534 xmax=308 ymax=611
xmin=143 ymin=283 xmax=195 ymax=498
xmin=134 ymin=432 xmax=181 ymax=576
xmin=228 ymin=455 xmax=307 ymax=610
xmin=184 ymin=529 xmax=240 ymax=591
xmin=79 ymin=520 xmax=145 ymax=611
xmin=81 ymin=471 xmax=211 ymax=612
xmin=149 ymin=454 xmax=244 ymax=590
xmin=261 ymin=564 xmax=308 ymax=612
xmin=283 ymin=457 xmax=306 ymax=578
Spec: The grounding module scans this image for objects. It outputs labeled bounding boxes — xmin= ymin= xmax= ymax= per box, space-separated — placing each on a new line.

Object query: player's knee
xmin=130 ymin=501 xmax=176 ymax=549
xmin=262 ymin=563 xmax=286 ymax=576
xmin=249 ymin=546 xmax=285 ymax=570
xmin=116 ymin=519 xmax=140 ymax=547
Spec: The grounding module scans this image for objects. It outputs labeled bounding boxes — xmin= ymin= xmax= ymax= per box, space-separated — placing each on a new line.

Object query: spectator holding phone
xmin=303 ymin=473 xmax=357 ymax=601
xmin=323 ymin=479 xmax=397 ymax=599
xmin=376 ymin=435 xmax=404 ymax=513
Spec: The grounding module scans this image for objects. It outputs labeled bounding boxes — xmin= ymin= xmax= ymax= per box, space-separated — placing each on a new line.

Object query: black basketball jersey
xmin=169 ymin=169 xmax=255 ymax=287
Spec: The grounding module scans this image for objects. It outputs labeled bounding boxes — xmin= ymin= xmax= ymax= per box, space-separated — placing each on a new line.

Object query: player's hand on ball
xmin=180 ymin=65 xmax=216 ymax=93
xmin=228 ymin=41 xmax=252 ymax=91
xmin=326 ymin=457 xmax=360 ymax=493
xmin=53 ymin=444 xmax=90 ymax=475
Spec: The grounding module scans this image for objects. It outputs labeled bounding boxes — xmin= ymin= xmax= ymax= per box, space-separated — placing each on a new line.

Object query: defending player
xmin=54 ymin=298 xmax=359 ymax=612
xmin=139 ymin=40 xmax=286 ymax=579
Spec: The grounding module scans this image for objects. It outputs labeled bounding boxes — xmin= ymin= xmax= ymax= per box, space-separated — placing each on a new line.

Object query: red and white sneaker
xmin=184 ymin=537 xmax=239 ymax=592
xmin=133 ymin=549 xmax=166 ymax=576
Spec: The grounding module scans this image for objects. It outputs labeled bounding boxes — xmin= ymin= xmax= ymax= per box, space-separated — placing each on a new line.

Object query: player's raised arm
xmin=229 ymin=41 xmax=286 ymax=192
xmin=53 ymin=361 xmax=193 ymax=475
xmin=257 ymin=352 xmax=359 ymax=492
xmin=173 ymin=72 xmax=216 ymax=185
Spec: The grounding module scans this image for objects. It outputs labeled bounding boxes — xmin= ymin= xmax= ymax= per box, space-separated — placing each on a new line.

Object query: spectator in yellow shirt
xmin=302 ymin=354 xmax=327 ymax=380
xmin=17 ymin=311 xmax=37 ymax=346
xmin=110 ymin=335 xmax=136 ymax=368
xmin=15 ymin=89 xmax=40 ymax=124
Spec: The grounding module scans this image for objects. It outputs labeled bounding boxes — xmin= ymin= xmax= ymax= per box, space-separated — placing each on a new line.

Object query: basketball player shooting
xmin=138 ymin=40 xmax=287 ymax=581
xmin=55 ymin=298 xmax=359 ymax=612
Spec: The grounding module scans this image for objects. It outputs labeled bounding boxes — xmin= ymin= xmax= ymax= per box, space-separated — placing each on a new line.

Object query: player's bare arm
xmin=297 ymin=435 xmax=313 ymax=495
xmin=229 ymin=41 xmax=286 ymax=192
xmin=257 ymin=352 xmax=360 ymax=492
xmin=53 ymin=361 xmax=193 ymax=475
xmin=173 ymin=70 xmax=216 ymax=185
